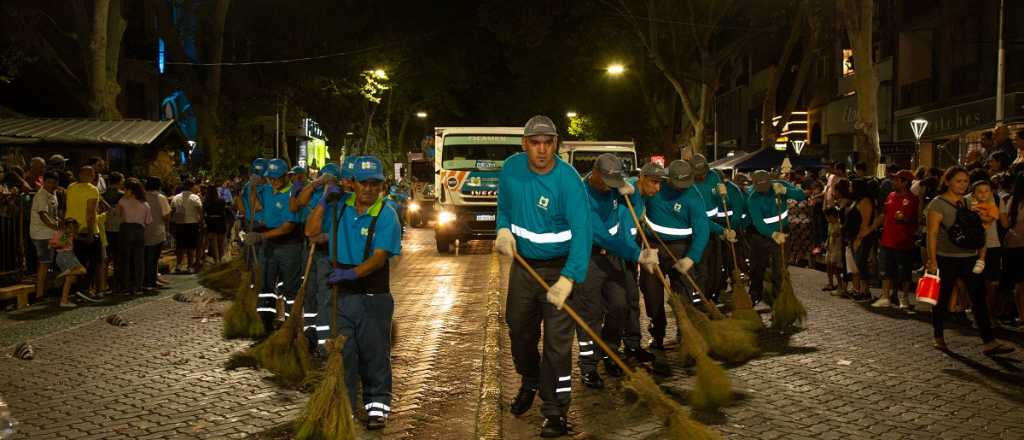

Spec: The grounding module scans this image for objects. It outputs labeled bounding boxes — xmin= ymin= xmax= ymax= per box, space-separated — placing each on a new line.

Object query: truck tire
xmin=435 ymin=234 xmax=451 ymax=253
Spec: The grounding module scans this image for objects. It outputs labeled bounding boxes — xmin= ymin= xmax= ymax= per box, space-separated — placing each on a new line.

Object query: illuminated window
xmin=842 ymin=49 xmax=855 ymax=77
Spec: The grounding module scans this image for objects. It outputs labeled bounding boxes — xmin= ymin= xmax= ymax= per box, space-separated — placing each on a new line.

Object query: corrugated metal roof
xmin=0 ymin=118 xmax=178 ymax=146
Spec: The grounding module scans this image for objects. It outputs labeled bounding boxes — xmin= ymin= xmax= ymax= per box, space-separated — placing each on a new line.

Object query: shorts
xmin=878 ymin=246 xmax=914 ymax=283
xmin=55 ymin=250 xmax=83 ymax=272
xmin=1003 ymin=247 xmax=1024 ymax=283
xmin=175 ymin=223 xmax=200 ymax=249
xmin=33 ymin=239 xmax=54 ymax=264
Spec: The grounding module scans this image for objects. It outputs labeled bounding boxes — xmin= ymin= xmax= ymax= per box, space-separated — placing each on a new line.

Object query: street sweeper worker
xmin=616 ymin=161 xmax=666 ymax=363
xmin=746 ymin=170 xmax=806 ymax=305
xmin=340 ymin=155 xmax=358 ymax=192
xmin=713 ymin=177 xmax=748 ymax=307
xmin=311 ymin=155 xmax=401 ymax=431
xmin=571 ymin=153 xmax=659 ymax=390
xmin=238 ymin=158 xmax=268 ymax=230
xmin=493 ymin=114 xmax=591 ymax=437
xmin=638 ymin=159 xmax=710 ymax=350
xmin=689 ymin=154 xmax=738 ymax=303
xmin=243 ymin=158 xmax=303 ymax=338
xmin=296 ymin=162 xmax=342 ymax=354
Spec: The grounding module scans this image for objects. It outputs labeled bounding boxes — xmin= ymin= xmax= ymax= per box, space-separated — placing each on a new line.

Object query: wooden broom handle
xmin=288 ymin=241 xmax=319 ymax=318
xmin=511 ymin=252 xmax=634 ymax=376
xmin=718 ymin=191 xmax=742 ymax=269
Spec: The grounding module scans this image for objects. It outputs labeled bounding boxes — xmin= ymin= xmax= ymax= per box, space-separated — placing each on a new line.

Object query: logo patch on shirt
xmin=275 ymin=201 xmax=284 ymax=210
xmin=673 ymin=203 xmax=682 ymax=212
xmin=612 ymin=199 xmax=618 ymax=209
xmin=537 ymin=196 xmax=550 ymax=210
xmin=361 ymin=227 xmax=368 ymax=236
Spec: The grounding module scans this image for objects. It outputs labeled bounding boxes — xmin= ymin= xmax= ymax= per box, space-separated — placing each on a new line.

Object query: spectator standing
xmin=117 ymin=179 xmax=152 ymax=295
xmin=993 ymin=125 xmax=1015 ymax=162
xmin=65 ymin=166 xmax=102 ymax=302
xmin=874 ymin=170 xmax=918 ymax=310
xmin=170 ymin=180 xmax=203 ymax=273
xmin=102 ymin=172 xmax=124 ymax=293
xmin=24 ymin=157 xmax=46 ymax=190
xmin=30 ymin=172 xmax=61 ymax=303
xmin=1013 ymin=129 xmax=1024 ymax=165
xmin=50 ymin=218 xmax=87 ymax=307
xmin=143 ymin=177 xmax=171 ymax=290
xmin=999 ymin=173 xmax=1024 ymax=328
xmin=926 ymin=167 xmax=1013 ymax=355
xmin=203 ymin=185 xmax=228 ymax=264
xmin=85 ymin=156 xmax=107 ymax=194
xmin=46 ymin=154 xmax=73 ymax=189
xmin=967 ymin=180 xmax=1004 ymax=323
xmin=845 ymin=178 xmax=878 ymax=301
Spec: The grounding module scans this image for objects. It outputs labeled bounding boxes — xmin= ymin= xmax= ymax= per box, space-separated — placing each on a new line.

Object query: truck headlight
xmin=408 ymin=202 xmax=420 ymax=212
xmin=437 ymin=211 xmax=456 ymax=225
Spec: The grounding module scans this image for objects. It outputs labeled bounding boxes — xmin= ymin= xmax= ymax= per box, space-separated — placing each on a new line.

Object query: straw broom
xmin=199 ymin=257 xmax=245 ymax=297
xmin=622 ymin=197 xmax=734 ymax=411
xmin=718 ymin=190 xmax=763 ymax=332
xmin=643 ymin=221 xmax=725 ymax=321
xmin=513 ymin=252 xmax=720 ymax=438
xmin=771 ymin=197 xmax=807 ymax=330
xmin=227 ymin=241 xmax=318 ymax=384
xmin=222 ymin=247 xmax=265 ymax=339
xmin=295 ymin=283 xmax=356 ymax=440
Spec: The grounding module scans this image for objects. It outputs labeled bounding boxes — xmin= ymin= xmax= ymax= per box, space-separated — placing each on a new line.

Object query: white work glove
xmin=772 ymin=231 xmax=787 ymax=245
xmin=773 ymin=182 xmax=787 ymax=196
xmin=494 ymin=228 xmax=516 ymax=257
xmin=716 ymin=183 xmax=728 ymax=196
xmin=618 ymin=183 xmax=635 ymax=196
xmin=638 ymin=248 xmax=659 ymax=274
xmin=722 ymin=228 xmax=738 ymax=243
xmin=673 ymin=257 xmax=694 ymax=274
xmin=546 ymin=276 xmax=573 ymax=310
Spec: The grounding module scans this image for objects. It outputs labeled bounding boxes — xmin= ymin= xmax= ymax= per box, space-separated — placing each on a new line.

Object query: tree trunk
xmin=87 ymin=0 xmax=118 ymax=119
xmin=280 ymin=97 xmax=291 ymax=164
xmin=841 ymin=0 xmax=881 ymax=170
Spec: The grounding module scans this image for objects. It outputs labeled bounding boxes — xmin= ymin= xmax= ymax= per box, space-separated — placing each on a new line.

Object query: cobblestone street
xmin=2 ymin=229 xmax=1023 ymax=439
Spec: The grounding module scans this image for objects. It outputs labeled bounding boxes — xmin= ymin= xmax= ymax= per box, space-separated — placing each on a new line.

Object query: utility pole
xmin=996 ymin=0 xmax=1006 ymax=123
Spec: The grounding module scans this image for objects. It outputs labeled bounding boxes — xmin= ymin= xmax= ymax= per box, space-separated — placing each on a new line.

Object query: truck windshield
xmin=441 ymin=144 xmax=521 ymax=171
xmin=571 ymin=151 xmax=637 ymax=175
xmin=410 ymin=161 xmax=433 ymax=181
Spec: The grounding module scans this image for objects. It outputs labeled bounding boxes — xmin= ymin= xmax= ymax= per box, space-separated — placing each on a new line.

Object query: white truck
xmin=559 ymin=141 xmax=638 ymax=176
xmin=433 ymin=127 xmax=523 ymax=253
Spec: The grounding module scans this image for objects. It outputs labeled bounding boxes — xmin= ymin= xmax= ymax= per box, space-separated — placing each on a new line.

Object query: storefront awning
xmin=0 ymin=118 xmax=180 ymax=146
xmin=711 ymin=147 xmax=824 ymax=172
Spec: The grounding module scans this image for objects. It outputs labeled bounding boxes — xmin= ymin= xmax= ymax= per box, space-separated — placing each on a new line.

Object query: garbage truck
xmin=433 ymin=127 xmax=523 ymax=253
xmin=405 ymin=152 xmax=435 ymax=227
xmin=559 ymin=141 xmax=638 ymax=175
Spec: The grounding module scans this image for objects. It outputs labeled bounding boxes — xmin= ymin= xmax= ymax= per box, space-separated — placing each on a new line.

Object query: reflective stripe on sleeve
xmin=763 ymin=210 xmax=790 ymax=224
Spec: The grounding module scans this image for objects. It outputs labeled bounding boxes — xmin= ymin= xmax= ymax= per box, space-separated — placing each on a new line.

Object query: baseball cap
xmin=290 ymin=165 xmax=307 ymax=175
xmin=689 ymin=153 xmax=709 ymax=178
xmin=320 ymin=163 xmax=342 ymax=179
xmin=640 ymin=162 xmax=667 ymax=179
xmin=593 ymin=153 xmax=627 ymax=189
xmin=250 ymin=158 xmax=268 ymax=175
xmin=341 ymin=156 xmax=358 ymax=179
xmin=48 ymin=154 xmax=68 ymax=166
xmin=666 ymin=160 xmax=694 ymax=189
xmin=352 ymin=156 xmax=385 ymax=182
xmin=523 ymin=115 xmax=558 ymax=138
xmin=751 ymin=170 xmax=771 ymax=185
xmin=895 ymin=170 xmax=914 ymax=182
xmin=264 ymin=158 xmax=289 ymax=179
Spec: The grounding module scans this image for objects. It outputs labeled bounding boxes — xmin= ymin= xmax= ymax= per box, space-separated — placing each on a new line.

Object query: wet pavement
xmin=2 ymin=228 xmax=1023 ymax=439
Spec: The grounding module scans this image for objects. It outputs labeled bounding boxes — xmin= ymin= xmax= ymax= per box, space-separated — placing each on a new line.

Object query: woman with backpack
xmin=926 ymin=166 xmax=1013 ymax=355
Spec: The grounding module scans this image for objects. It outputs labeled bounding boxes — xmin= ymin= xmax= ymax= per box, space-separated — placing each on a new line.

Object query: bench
xmin=0 ymin=284 xmax=32 ymax=309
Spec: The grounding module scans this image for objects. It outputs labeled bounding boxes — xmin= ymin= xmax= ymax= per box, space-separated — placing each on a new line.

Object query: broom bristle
xmin=295 ymin=337 xmax=356 ymax=440
xmin=222 ymin=272 xmax=264 ymax=339
xmin=246 ymin=276 xmax=314 ymax=384
xmin=624 ymin=370 xmax=722 ymax=439
xmin=225 ymin=350 xmax=259 ymax=370
xmin=771 ymin=269 xmax=807 ymax=330
xmin=730 ymin=269 xmax=754 ymax=311
xmin=706 ymin=319 xmax=760 ymax=363
xmin=689 ymin=357 xmax=733 ymax=411
xmin=731 ymin=308 xmax=765 ymax=333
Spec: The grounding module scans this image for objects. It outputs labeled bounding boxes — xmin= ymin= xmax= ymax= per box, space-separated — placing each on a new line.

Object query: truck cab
xmin=433 ymin=127 xmax=522 ymax=253
xmin=558 ymin=141 xmax=638 ymax=176
xmin=405 ymin=152 xmax=435 ymax=227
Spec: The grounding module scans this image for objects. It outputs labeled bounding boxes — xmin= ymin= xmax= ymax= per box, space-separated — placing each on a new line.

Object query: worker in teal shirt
xmin=617 ymin=162 xmax=666 ymax=362
xmin=493 ymin=115 xmax=590 ymax=437
xmin=570 ymin=154 xmax=659 ymax=390
xmin=242 ymin=158 xmax=304 ymax=337
xmin=638 ymin=159 xmax=709 ymax=349
xmin=304 ymin=156 xmax=400 ymax=431
xmin=712 ymin=175 xmax=748 ymax=307
xmin=746 ymin=170 xmax=806 ymax=304
xmin=238 ymin=158 xmax=268 ymax=230
xmin=294 ymin=163 xmax=341 ymax=354
xmin=689 ymin=154 xmax=738 ymax=302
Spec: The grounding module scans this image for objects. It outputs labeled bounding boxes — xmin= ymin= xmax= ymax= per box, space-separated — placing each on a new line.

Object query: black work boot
xmin=603 ymin=357 xmax=623 ymax=377
xmin=540 ymin=416 xmax=568 ymax=437
xmin=366 ymin=415 xmax=387 ymax=430
xmin=581 ymin=370 xmax=604 ymax=389
xmin=625 ymin=346 xmax=656 ymax=363
xmin=510 ymin=384 xmax=537 ymax=415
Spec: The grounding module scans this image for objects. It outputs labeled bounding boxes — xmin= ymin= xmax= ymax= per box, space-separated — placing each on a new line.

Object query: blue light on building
xmin=158 ymin=38 xmax=166 ymax=74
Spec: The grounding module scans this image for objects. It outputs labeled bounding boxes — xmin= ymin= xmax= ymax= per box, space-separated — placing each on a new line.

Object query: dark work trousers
xmin=257 ymin=241 xmax=303 ymax=335
xmin=570 ymin=252 xmax=629 ymax=373
xmin=143 ymin=242 xmax=162 ymax=288
xmin=506 ymin=261 xmax=574 ymax=418
xmin=718 ymin=227 xmax=748 ymax=307
xmin=748 ymin=231 xmax=783 ymax=305
xmin=337 ymin=291 xmax=394 ymax=416
xmin=305 ymin=248 xmax=332 ymax=355
xmin=695 ymin=233 xmax=724 ymax=302
xmin=934 ymin=255 xmax=994 ymax=343
xmin=622 ymin=260 xmax=643 ymax=351
xmin=639 ymin=239 xmax=692 ymax=346
xmin=117 ymin=223 xmax=146 ymax=293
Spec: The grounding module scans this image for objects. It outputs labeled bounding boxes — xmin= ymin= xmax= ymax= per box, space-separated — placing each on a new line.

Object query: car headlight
xmin=408 ymin=202 xmax=420 ymax=212
xmin=437 ymin=211 xmax=456 ymax=225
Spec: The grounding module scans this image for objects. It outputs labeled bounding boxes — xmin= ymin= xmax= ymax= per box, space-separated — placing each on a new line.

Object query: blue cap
xmin=341 ymin=156 xmax=358 ymax=179
xmin=251 ymin=158 xmax=268 ymax=175
xmin=320 ymin=163 xmax=342 ymax=179
xmin=265 ymin=158 xmax=289 ymax=179
xmin=352 ymin=156 xmax=385 ymax=182
xmin=290 ymin=165 xmax=307 ymax=175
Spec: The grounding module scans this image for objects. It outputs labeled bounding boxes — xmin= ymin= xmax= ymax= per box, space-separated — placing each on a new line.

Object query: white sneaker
xmin=871 ymin=297 xmax=891 ymax=308
xmin=972 ymin=259 xmax=985 ymax=274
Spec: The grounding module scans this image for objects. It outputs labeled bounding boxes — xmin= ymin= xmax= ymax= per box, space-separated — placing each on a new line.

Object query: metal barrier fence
xmin=0 ymin=192 xmax=30 ymax=284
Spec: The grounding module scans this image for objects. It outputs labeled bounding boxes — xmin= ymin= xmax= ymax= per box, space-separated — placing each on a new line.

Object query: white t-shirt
xmin=145 ymin=191 xmax=172 ymax=246
xmin=171 ymin=191 xmax=203 ymax=224
xmin=30 ymin=188 xmax=58 ymax=240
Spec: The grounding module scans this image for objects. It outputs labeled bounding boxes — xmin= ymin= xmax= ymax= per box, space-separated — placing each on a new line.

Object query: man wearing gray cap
xmin=637 ymin=160 xmax=710 ymax=349
xmin=494 ymin=115 xmax=592 ymax=437
xmin=569 ymin=153 xmax=659 ymax=390
xmin=746 ymin=170 xmax=806 ymax=304
xmin=688 ymin=154 xmax=737 ymax=303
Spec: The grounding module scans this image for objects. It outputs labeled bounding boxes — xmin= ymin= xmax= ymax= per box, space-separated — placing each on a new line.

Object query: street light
xmin=911 ymin=118 xmax=928 ymax=166
xmin=566 ymin=112 xmax=578 ymax=118
xmin=606 ymin=63 xmax=625 ymax=76
xmin=416 ymin=111 xmax=428 ymax=118
xmin=372 ymin=68 xmax=387 ymax=79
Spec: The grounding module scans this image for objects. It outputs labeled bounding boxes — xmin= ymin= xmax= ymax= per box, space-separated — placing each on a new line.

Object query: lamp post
xmin=910 ymin=118 xmax=928 ymax=167
xmin=606 ymin=63 xmax=625 ymax=76
xmin=416 ymin=111 xmax=428 ymax=119
xmin=566 ymin=112 xmax=578 ymax=118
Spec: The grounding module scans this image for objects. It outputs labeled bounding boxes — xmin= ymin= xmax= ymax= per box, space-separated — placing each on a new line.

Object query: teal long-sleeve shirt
xmin=693 ymin=171 xmax=725 ymax=235
xmin=747 ymin=179 xmax=807 ymax=239
xmin=496 ymin=153 xmax=592 ymax=282
xmin=584 ymin=177 xmax=641 ymax=262
xmin=643 ymin=185 xmax=710 ymax=263
xmin=717 ymin=179 xmax=749 ymax=230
